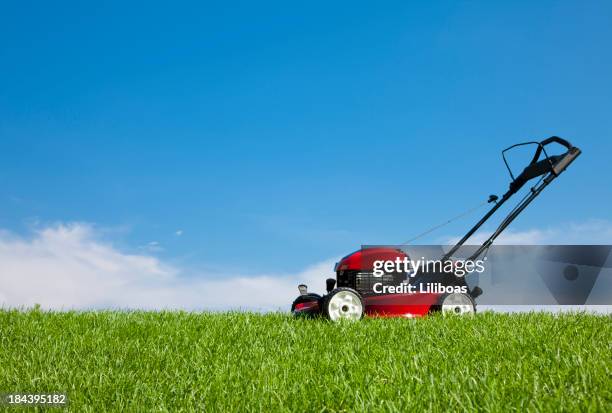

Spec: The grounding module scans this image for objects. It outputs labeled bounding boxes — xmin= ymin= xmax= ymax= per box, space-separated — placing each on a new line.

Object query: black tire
xmin=322 ymin=288 xmax=364 ymax=321
xmin=291 ymin=293 xmax=322 ymax=312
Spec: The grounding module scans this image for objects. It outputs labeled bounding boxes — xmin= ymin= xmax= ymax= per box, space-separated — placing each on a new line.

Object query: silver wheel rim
xmin=327 ymin=291 xmax=363 ymax=321
xmin=441 ymin=293 xmax=475 ymax=315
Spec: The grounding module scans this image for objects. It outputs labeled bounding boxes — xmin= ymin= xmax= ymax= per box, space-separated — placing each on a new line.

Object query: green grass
xmin=0 ymin=310 xmax=610 ymax=412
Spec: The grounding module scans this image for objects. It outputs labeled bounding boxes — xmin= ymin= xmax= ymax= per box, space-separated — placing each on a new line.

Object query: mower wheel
xmin=439 ymin=292 xmax=475 ymax=315
xmin=291 ymin=293 xmax=322 ymax=312
xmin=323 ymin=288 xmax=364 ymax=321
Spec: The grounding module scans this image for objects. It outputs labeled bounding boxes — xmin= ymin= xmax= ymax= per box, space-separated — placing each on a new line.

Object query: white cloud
xmin=0 ymin=223 xmax=336 ymax=311
xmin=139 ymin=241 xmax=163 ymax=252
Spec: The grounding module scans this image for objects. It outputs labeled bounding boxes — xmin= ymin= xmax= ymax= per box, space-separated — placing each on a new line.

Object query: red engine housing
xmin=290 ymin=247 xmax=442 ymax=318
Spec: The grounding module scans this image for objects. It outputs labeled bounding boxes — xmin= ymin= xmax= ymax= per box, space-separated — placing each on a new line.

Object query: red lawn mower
xmin=291 ymin=137 xmax=581 ymax=320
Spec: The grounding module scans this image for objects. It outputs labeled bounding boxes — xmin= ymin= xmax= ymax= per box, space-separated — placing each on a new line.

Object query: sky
xmin=1 ymin=1 xmax=611 ymax=309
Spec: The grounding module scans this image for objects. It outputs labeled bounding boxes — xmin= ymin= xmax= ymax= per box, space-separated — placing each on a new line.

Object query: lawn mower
xmin=291 ymin=137 xmax=581 ymax=320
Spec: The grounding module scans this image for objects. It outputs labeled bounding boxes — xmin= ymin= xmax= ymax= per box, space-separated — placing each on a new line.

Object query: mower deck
xmin=293 ymin=292 xmax=441 ymax=318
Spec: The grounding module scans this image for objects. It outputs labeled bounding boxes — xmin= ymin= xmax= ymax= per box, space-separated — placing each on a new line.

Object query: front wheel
xmin=323 ymin=288 xmax=364 ymax=321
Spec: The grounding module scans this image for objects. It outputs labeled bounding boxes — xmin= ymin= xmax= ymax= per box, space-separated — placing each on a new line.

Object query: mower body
xmin=292 ymin=247 xmax=465 ymax=318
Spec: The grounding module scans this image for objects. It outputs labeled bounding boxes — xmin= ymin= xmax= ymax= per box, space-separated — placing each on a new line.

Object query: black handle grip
xmin=552 ymin=147 xmax=581 ymax=175
xmin=530 ymin=136 xmax=573 ymax=165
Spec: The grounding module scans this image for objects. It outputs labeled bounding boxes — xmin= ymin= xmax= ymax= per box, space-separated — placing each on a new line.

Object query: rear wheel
xmin=440 ymin=292 xmax=475 ymax=315
xmin=291 ymin=293 xmax=322 ymax=312
xmin=323 ymin=288 xmax=364 ymax=321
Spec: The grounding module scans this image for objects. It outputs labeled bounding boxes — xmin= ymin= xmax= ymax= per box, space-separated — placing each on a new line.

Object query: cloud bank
xmin=1 ymin=220 xmax=611 ymax=311
xmin=0 ymin=223 xmax=335 ymax=311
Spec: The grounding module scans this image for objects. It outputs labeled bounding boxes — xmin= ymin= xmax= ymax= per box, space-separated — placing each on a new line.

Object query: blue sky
xmin=1 ymin=0 xmax=611 ymax=280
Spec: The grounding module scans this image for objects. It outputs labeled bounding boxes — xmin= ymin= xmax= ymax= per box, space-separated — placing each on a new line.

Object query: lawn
xmin=0 ymin=310 xmax=610 ymax=412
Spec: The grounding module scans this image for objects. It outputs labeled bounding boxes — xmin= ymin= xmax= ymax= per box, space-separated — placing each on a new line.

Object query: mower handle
xmin=503 ymin=136 xmax=578 ymax=186
xmin=507 ymin=138 xmax=580 ymax=194
xmin=444 ymin=136 xmax=581 ymax=264
xmin=465 ymin=140 xmax=581 ymax=262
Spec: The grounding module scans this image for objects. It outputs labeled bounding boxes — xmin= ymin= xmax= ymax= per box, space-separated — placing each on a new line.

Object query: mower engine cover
xmin=335 ymin=247 xmax=409 ymax=295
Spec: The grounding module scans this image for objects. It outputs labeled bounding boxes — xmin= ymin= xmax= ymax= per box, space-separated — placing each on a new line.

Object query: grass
xmin=0 ymin=310 xmax=610 ymax=412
